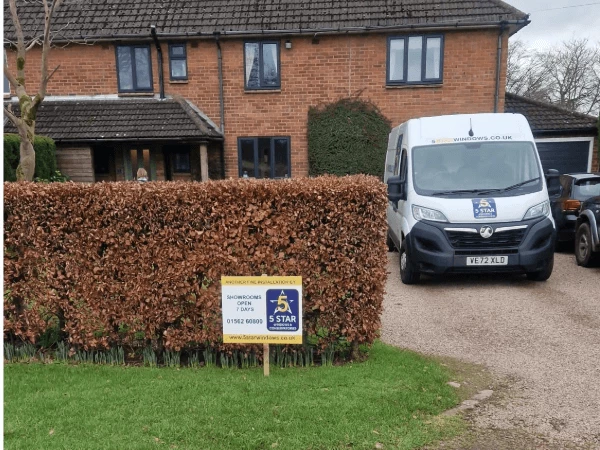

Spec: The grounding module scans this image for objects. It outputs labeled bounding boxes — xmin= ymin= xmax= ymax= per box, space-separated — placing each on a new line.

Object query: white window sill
xmin=117 ymin=92 xmax=155 ymax=97
xmin=386 ymin=84 xmax=443 ymax=89
xmin=244 ymin=89 xmax=281 ymax=94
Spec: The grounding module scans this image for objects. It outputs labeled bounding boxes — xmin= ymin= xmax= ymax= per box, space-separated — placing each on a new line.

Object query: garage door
xmin=536 ymin=140 xmax=591 ymax=175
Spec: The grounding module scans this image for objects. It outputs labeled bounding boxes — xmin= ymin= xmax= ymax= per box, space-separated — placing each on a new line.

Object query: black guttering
xmin=17 ymin=19 xmax=531 ymax=43
xmin=50 ymin=137 xmax=224 ymax=143
xmin=150 ymin=26 xmax=165 ymax=100
xmin=531 ymin=128 xmax=598 ymax=137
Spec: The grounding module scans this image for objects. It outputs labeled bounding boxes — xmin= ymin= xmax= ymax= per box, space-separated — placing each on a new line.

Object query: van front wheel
xmin=400 ymin=242 xmax=421 ymax=285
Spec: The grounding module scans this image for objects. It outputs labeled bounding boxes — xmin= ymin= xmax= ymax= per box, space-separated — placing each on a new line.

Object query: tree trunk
xmin=16 ymin=122 xmax=36 ymax=181
xmin=351 ymin=340 xmax=360 ymax=361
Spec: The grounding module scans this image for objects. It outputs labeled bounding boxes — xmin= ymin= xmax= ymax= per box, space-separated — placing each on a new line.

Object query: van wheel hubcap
xmin=579 ymin=234 xmax=589 ymax=259
xmin=401 ymin=253 xmax=407 ymax=271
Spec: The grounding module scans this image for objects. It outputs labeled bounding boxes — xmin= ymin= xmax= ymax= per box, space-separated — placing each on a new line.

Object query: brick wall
xmin=8 ymin=28 xmax=508 ymax=178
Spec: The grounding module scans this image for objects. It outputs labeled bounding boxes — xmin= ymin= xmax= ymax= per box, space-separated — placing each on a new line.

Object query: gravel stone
xmin=472 ymin=390 xmax=494 ymax=401
xmin=382 ymin=252 xmax=600 ymax=447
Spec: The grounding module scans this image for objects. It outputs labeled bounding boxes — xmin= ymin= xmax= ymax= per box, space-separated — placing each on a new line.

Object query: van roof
xmin=402 ymin=113 xmax=534 ymax=146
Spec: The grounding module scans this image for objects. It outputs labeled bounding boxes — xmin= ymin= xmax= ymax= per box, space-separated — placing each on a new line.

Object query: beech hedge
xmin=4 ymin=177 xmax=387 ymax=358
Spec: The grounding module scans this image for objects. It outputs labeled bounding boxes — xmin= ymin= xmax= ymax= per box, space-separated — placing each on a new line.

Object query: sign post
xmin=221 ymin=276 xmax=303 ymax=377
xmin=263 ymin=343 xmax=270 ymax=377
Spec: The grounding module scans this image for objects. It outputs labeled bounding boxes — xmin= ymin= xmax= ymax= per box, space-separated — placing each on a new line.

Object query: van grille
xmin=446 ymin=229 xmax=526 ymax=249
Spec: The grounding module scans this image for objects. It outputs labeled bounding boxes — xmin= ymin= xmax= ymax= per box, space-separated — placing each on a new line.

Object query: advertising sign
xmin=472 ymin=198 xmax=497 ymax=219
xmin=221 ymin=276 xmax=303 ymax=344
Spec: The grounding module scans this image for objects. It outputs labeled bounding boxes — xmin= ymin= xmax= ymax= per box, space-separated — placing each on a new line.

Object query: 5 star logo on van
xmin=472 ymin=198 xmax=497 ymax=219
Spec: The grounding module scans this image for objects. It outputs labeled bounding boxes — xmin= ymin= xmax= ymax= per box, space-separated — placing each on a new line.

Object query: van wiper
xmin=431 ymin=178 xmax=541 ymax=197
xmin=494 ymin=177 xmax=541 ymax=193
xmin=431 ymin=189 xmax=497 ymax=196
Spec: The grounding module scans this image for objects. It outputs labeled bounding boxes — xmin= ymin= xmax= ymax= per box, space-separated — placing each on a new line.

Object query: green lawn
xmin=4 ymin=342 xmax=463 ymax=450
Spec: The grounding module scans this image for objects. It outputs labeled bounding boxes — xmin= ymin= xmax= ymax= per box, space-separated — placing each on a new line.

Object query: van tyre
xmin=526 ymin=254 xmax=554 ymax=281
xmin=575 ymin=223 xmax=596 ymax=267
xmin=400 ymin=242 xmax=420 ymax=285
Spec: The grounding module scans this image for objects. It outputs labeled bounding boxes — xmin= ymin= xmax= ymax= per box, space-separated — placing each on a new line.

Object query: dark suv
xmin=551 ymin=173 xmax=600 ymax=246
xmin=575 ymin=195 xmax=600 ymax=267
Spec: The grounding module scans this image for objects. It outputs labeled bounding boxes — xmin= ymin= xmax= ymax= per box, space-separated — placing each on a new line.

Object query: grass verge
xmin=4 ymin=342 xmax=464 ymax=450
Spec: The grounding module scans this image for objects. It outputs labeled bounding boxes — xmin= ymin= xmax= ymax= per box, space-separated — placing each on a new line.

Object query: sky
xmin=506 ymin=0 xmax=600 ymax=50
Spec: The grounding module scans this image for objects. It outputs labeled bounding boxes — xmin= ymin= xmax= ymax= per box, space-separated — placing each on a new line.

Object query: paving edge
xmin=442 ymin=389 xmax=494 ymax=416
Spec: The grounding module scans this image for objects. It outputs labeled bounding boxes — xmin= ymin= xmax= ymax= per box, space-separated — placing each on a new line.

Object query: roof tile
xmin=505 ymin=93 xmax=598 ymax=134
xmin=3 ymin=98 xmax=222 ymax=142
xmin=4 ymin=0 xmax=527 ymax=40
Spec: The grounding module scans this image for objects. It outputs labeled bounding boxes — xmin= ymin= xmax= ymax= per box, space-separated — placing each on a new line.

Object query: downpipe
xmin=214 ymin=32 xmax=225 ymax=134
xmin=151 ymin=25 xmax=165 ymax=100
xmin=494 ymin=22 xmax=507 ymax=113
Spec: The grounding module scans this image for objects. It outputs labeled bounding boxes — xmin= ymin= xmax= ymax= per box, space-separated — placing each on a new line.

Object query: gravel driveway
xmin=382 ymin=251 xmax=600 ymax=447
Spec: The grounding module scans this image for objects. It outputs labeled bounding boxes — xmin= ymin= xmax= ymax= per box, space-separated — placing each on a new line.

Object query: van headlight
xmin=412 ymin=205 xmax=448 ymax=223
xmin=522 ymin=201 xmax=550 ymax=220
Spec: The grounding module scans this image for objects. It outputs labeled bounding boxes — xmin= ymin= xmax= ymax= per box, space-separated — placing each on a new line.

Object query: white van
xmin=385 ymin=113 xmax=559 ymax=284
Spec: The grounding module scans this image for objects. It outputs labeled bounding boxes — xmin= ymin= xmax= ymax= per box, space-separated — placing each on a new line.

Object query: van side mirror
xmin=545 ymin=169 xmax=561 ymax=197
xmin=387 ymin=176 xmax=406 ymax=205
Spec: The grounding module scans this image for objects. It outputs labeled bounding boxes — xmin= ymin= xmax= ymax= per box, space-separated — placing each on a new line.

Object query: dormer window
xmin=169 ymin=43 xmax=188 ymax=81
xmin=387 ymin=35 xmax=444 ymax=85
xmin=244 ymin=42 xmax=280 ymax=90
xmin=116 ymin=45 xmax=153 ymax=93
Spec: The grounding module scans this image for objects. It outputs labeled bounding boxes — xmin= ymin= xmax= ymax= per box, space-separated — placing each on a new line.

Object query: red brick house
xmin=4 ymin=0 xmax=536 ymax=182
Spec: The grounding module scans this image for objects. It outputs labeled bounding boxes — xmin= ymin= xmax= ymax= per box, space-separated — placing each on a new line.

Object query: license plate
xmin=466 ymin=256 xmax=508 ymax=266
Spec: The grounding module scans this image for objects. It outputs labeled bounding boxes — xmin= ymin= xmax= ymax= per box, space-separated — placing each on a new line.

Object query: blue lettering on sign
xmin=472 ymin=198 xmax=497 ymax=219
xmin=266 ymin=289 xmax=300 ymax=332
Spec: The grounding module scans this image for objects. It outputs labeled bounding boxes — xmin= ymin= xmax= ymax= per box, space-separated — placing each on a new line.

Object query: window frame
xmin=393 ymin=134 xmax=403 ymax=175
xmin=115 ymin=44 xmax=154 ymax=93
xmin=172 ymin=149 xmax=191 ymax=173
xmin=168 ymin=43 xmax=188 ymax=81
xmin=243 ymin=41 xmax=281 ymax=90
xmin=4 ymin=49 xmax=11 ymax=97
xmin=237 ymin=136 xmax=291 ymax=178
xmin=399 ymin=149 xmax=408 ymax=182
xmin=386 ymin=35 xmax=444 ymax=86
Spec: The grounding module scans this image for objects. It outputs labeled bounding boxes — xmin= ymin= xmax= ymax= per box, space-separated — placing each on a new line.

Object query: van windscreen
xmin=412 ymin=142 xmax=543 ymax=197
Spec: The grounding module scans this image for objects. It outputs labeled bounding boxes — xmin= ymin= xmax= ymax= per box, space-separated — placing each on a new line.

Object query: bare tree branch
xmin=46 ymin=64 xmax=61 ymax=84
xmin=8 ymin=0 xmax=25 ymax=48
xmin=508 ymin=38 xmax=600 ymax=116
xmin=4 ymin=62 xmax=20 ymax=90
xmin=8 ymin=0 xmax=27 ymax=92
xmin=26 ymin=39 xmax=41 ymax=52
xmin=4 ymin=105 xmax=19 ymax=127
xmin=36 ymin=0 xmax=64 ymax=107
xmin=6 ymin=0 xmax=66 ymax=180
